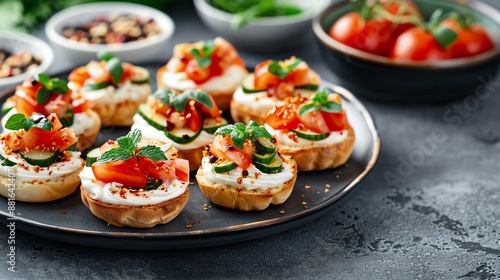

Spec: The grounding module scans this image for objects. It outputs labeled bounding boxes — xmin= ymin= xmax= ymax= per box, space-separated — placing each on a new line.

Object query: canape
xmin=79 ymin=129 xmax=190 ymax=228
xmin=230 ymin=56 xmax=320 ymax=124
xmin=157 ymin=37 xmax=247 ymax=111
xmin=68 ymin=50 xmax=152 ymax=126
xmin=195 ymin=121 xmax=297 ymax=211
xmin=1 ymin=73 xmax=100 ymax=151
xmin=131 ymin=88 xmax=228 ymax=171
xmin=0 ymin=113 xmax=83 ymax=202
xmin=264 ymin=91 xmax=355 ymax=171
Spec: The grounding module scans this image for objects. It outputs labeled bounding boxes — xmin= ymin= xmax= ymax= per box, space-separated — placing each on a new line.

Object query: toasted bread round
xmin=277 ymin=125 xmax=355 ymax=171
xmin=0 ymin=159 xmax=84 ymax=202
xmin=195 ymin=155 xmax=297 ymax=211
xmin=177 ymin=146 xmax=204 ymax=172
xmin=80 ymin=185 xmax=189 ymax=228
xmin=75 ymin=110 xmax=101 ymax=151
xmin=229 ymin=99 xmax=267 ymax=125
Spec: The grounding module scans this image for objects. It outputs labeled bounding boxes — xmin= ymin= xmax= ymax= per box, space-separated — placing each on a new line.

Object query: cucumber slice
xmin=19 ymin=149 xmax=60 ymax=167
xmin=242 ymin=74 xmax=265 ymax=93
xmin=254 ymin=155 xmax=283 ymax=174
xmin=130 ymin=67 xmax=150 ymax=84
xmin=252 ymin=150 xmax=276 ymax=164
xmin=165 ymin=127 xmax=202 ymax=144
xmin=144 ymin=179 xmax=163 ymax=191
xmin=0 ymin=154 xmax=16 ymax=167
xmin=291 ymin=130 xmax=330 ymax=141
xmin=296 ymin=84 xmax=319 ymax=91
xmin=1 ymin=98 xmax=15 ymax=115
xmin=137 ymin=104 xmax=167 ymax=131
xmin=85 ymin=148 xmax=101 ymax=167
xmin=254 ymin=138 xmax=276 ymax=154
xmin=203 ymin=117 xmax=228 ymax=134
xmin=84 ymin=82 xmax=111 ymax=91
xmin=213 ymin=159 xmax=236 ymax=173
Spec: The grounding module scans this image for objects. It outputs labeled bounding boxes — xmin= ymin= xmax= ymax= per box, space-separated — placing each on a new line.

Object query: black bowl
xmin=312 ymin=0 xmax=500 ymax=103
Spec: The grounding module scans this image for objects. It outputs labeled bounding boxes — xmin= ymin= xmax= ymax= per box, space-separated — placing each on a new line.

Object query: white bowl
xmin=45 ymin=2 xmax=175 ymax=65
xmin=0 ymin=31 xmax=54 ymax=90
xmin=194 ymin=0 xmax=330 ymax=53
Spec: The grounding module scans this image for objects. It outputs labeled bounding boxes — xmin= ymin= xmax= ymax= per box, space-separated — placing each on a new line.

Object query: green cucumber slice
xmin=252 ymin=150 xmax=276 ymax=164
xmin=144 ymin=179 xmax=163 ymax=190
xmin=130 ymin=67 xmax=150 ymax=84
xmin=296 ymin=84 xmax=319 ymax=91
xmin=1 ymin=98 xmax=15 ymax=115
xmin=137 ymin=104 xmax=167 ymax=131
xmin=242 ymin=74 xmax=265 ymax=93
xmin=291 ymin=130 xmax=330 ymax=141
xmin=165 ymin=127 xmax=202 ymax=144
xmin=254 ymin=138 xmax=276 ymax=154
xmin=19 ymin=149 xmax=60 ymax=167
xmin=213 ymin=159 xmax=237 ymax=173
xmin=84 ymin=82 xmax=112 ymax=91
xmin=0 ymin=154 xmax=16 ymax=166
xmin=85 ymin=148 xmax=101 ymax=167
xmin=203 ymin=117 xmax=228 ymax=134
xmin=254 ymin=155 xmax=282 ymax=174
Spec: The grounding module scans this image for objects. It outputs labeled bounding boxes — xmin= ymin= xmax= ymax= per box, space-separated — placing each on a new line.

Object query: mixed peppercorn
xmin=0 ymin=50 xmax=42 ymax=78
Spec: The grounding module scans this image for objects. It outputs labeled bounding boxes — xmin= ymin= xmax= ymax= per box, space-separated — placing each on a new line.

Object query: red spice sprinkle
xmin=61 ymin=211 xmax=67 ymax=214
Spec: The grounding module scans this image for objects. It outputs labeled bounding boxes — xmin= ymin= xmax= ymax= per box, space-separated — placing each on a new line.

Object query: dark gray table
xmin=2 ymin=1 xmax=499 ymax=279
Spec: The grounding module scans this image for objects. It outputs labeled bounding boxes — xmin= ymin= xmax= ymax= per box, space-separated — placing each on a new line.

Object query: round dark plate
xmin=0 ymin=65 xmax=380 ymax=250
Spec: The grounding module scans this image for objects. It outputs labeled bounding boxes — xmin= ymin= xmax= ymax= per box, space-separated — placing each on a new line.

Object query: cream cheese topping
xmin=81 ymin=81 xmax=151 ymax=105
xmin=0 ymin=143 xmax=82 ymax=182
xmin=161 ymin=65 xmax=246 ymax=93
xmin=264 ymin=124 xmax=349 ymax=148
xmin=79 ymin=167 xmax=188 ymax=206
xmin=200 ymin=156 xmax=294 ymax=190
xmin=131 ymin=113 xmax=214 ymax=150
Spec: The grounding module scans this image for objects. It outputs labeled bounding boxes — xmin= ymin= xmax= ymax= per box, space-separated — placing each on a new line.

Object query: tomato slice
xmin=92 ymin=161 xmax=147 ymax=188
xmin=321 ymin=111 xmax=349 ymax=132
xmin=72 ymin=98 xmax=95 ymax=113
xmin=185 ymin=105 xmax=202 ymax=132
xmin=174 ymin=158 xmax=190 ymax=181
xmin=15 ymin=94 xmax=40 ymax=116
xmin=210 ymin=135 xmax=252 ymax=170
xmin=254 ymin=60 xmax=280 ymax=89
xmin=264 ymin=103 xmax=301 ymax=130
xmin=68 ymin=66 xmax=91 ymax=88
xmin=139 ymin=157 xmax=176 ymax=181
xmin=298 ymin=110 xmax=330 ymax=134
xmin=185 ymin=59 xmax=210 ymax=85
xmin=86 ymin=61 xmax=110 ymax=84
xmin=200 ymin=95 xmax=221 ymax=118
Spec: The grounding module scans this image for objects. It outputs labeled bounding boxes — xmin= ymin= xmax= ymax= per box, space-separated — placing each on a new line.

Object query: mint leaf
xmin=299 ymin=92 xmax=344 ymax=116
xmin=189 ymin=40 xmax=215 ymax=69
xmin=268 ymin=58 xmax=303 ymax=79
xmin=138 ymin=145 xmax=167 ymax=161
xmin=30 ymin=114 xmax=53 ymax=131
xmin=36 ymin=87 xmax=50 ymax=104
xmin=321 ymin=102 xmax=343 ymax=113
xmin=214 ymin=125 xmax=234 ymax=136
xmin=153 ymin=89 xmax=176 ymax=107
xmin=5 ymin=113 xmax=26 ymax=130
xmin=117 ymin=137 xmax=133 ymax=152
xmin=299 ymin=104 xmax=319 ymax=116
xmin=106 ymin=57 xmax=123 ymax=85
xmin=97 ymin=147 xmax=132 ymax=163
xmin=246 ymin=120 xmax=272 ymax=140
xmin=38 ymin=73 xmax=51 ymax=87
xmin=173 ymin=90 xmax=213 ymax=112
xmin=98 ymin=49 xmax=114 ymax=62
xmin=125 ymin=129 xmax=142 ymax=148
xmin=50 ymin=79 xmax=70 ymax=94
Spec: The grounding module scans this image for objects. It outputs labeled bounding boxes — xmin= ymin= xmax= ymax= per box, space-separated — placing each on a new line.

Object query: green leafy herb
xmin=97 ymin=49 xmax=114 ymax=62
xmin=299 ymin=90 xmax=343 ymax=117
xmin=5 ymin=113 xmax=52 ymax=131
xmin=189 ymin=40 xmax=215 ymax=69
xmin=59 ymin=108 xmax=74 ymax=128
xmin=36 ymin=87 xmax=50 ymax=105
xmin=37 ymin=73 xmax=69 ymax=95
xmin=153 ymin=89 xmax=213 ymax=113
xmin=97 ymin=129 xmax=167 ymax=164
xmin=268 ymin=58 xmax=302 ymax=79
xmin=106 ymin=57 xmax=124 ymax=85
xmin=214 ymin=120 xmax=272 ymax=150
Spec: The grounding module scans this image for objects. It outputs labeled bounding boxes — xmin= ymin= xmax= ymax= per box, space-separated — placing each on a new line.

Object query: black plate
xmin=0 ymin=65 xmax=380 ymax=249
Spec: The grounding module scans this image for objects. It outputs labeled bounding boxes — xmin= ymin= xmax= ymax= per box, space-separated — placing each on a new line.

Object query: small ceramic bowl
xmin=313 ymin=0 xmax=500 ymax=103
xmin=0 ymin=31 xmax=54 ymax=90
xmin=45 ymin=2 xmax=175 ymax=65
xmin=194 ymin=0 xmax=330 ymax=53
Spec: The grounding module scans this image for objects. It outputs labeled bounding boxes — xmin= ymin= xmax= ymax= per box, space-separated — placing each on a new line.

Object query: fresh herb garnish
xmin=59 ymin=108 xmax=74 ymax=128
xmin=189 ymin=40 xmax=215 ymax=69
xmin=214 ymin=121 xmax=272 ymax=150
xmin=5 ymin=113 xmax=53 ymax=131
xmin=97 ymin=129 xmax=167 ymax=164
xmin=299 ymin=90 xmax=343 ymax=117
xmin=35 ymin=73 xmax=69 ymax=105
xmin=97 ymin=50 xmax=123 ymax=85
xmin=268 ymin=58 xmax=302 ymax=79
xmin=153 ymin=89 xmax=213 ymax=112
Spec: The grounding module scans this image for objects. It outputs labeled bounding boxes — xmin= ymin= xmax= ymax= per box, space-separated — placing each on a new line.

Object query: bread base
xmin=75 ymin=110 xmax=101 ymax=151
xmin=229 ymin=99 xmax=267 ymax=125
xmin=92 ymin=87 xmax=151 ymax=126
xmin=80 ymin=185 xmax=189 ymax=228
xmin=278 ymin=125 xmax=356 ymax=171
xmin=178 ymin=146 xmax=204 ymax=172
xmin=0 ymin=159 xmax=84 ymax=202
xmin=195 ymin=155 xmax=297 ymax=211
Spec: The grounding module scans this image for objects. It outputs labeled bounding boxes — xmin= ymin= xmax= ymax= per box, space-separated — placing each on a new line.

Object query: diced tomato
xmin=19 ymin=81 xmax=40 ymax=99
xmin=264 ymin=102 xmax=301 ymax=130
xmin=321 ymin=111 xmax=349 ymax=132
xmin=68 ymin=66 xmax=91 ymax=88
xmin=174 ymin=158 xmax=190 ymax=181
xmin=167 ymin=111 xmax=188 ymax=129
xmin=185 ymin=105 xmax=202 ymax=132
xmin=254 ymin=60 xmax=280 ymax=89
xmin=268 ymin=82 xmax=295 ymax=100
xmin=86 ymin=61 xmax=110 ymax=84
xmin=210 ymin=135 xmax=252 ymax=170
xmin=120 ymin=62 xmax=134 ymax=82
xmin=44 ymin=100 xmax=70 ymax=119
xmin=72 ymin=98 xmax=95 ymax=113
xmin=298 ymin=110 xmax=331 ymax=134
xmin=15 ymin=94 xmax=41 ymax=116
xmin=185 ymin=59 xmax=210 ymax=84
xmin=92 ymin=161 xmax=148 ymax=187
xmin=139 ymin=157 xmax=177 ymax=181
xmin=283 ymin=64 xmax=310 ymax=86
xmin=200 ymin=95 xmax=221 ymax=118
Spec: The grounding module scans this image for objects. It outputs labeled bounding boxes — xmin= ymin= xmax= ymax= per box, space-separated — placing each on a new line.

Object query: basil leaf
xmin=246 ymin=120 xmax=272 ymax=140
xmin=153 ymin=89 xmax=176 ymax=107
xmin=190 ymin=48 xmax=212 ymax=69
xmin=286 ymin=58 xmax=302 ymax=72
xmin=97 ymin=147 xmax=132 ymax=163
xmin=50 ymin=79 xmax=70 ymax=94
xmin=173 ymin=90 xmax=213 ymax=112
xmin=138 ymin=145 xmax=168 ymax=161
xmin=22 ymin=117 xmax=34 ymax=131
xmin=36 ymin=87 xmax=50 ymax=105
xmin=106 ymin=57 xmax=123 ymax=85
xmin=321 ymin=101 xmax=343 ymax=113
xmin=5 ymin=113 xmax=26 ymax=130
xmin=299 ymin=104 xmax=319 ymax=116
xmin=59 ymin=109 xmax=74 ymax=127
xmin=98 ymin=49 xmax=114 ymax=62
xmin=268 ymin=61 xmax=288 ymax=79
xmin=30 ymin=117 xmax=53 ymax=131
xmin=202 ymin=40 xmax=215 ymax=56
xmin=230 ymin=129 xmax=246 ymax=150
xmin=38 ymin=73 xmax=51 ymax=87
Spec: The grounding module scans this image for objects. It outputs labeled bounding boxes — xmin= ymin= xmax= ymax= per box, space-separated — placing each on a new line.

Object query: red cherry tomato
xmin=382 ymin=0 xmax=423 ymax=37
xmin=439 ymin=19 xmax=495 ymax=58
xmin=390 ymin=27 xmax=453 ymax=61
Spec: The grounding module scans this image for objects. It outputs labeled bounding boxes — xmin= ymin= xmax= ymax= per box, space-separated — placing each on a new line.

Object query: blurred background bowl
xmin=45 ymin=2 xmax=175 ymax=65
xmin=194 ymin=0 xmax=330 ymax=53
xmin=313 ymin=0 xmax=500 ymax=103
xmin=0 ymin=31 xmax=54 ymax=90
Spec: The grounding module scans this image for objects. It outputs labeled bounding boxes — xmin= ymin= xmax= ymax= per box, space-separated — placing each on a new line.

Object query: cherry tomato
xmin=382 ymin=0 xmax=422 ymax=37
xmin=185 ymin=59 xmax=210 ymax=85
xmin=210 ymin=135 xmax=252 ymax=170
xmin=329 ymin=12 xmax=393 ymax=56
xmin=440 ymin=19 xmax=495 ymax=58
xmin=390 ymin=27 xmax=453 ymax=61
